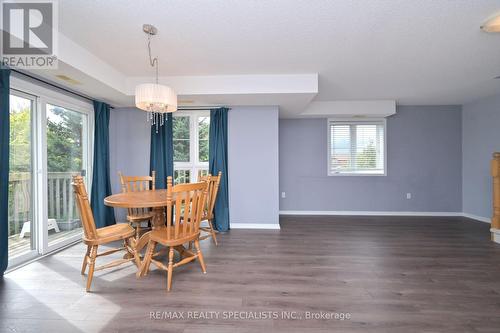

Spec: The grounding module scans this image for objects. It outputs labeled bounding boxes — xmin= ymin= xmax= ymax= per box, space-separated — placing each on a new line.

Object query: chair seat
xmin=84 ymin=223 xmax=135 ymax=245
xmin=149 ymin=228 xmax=199 ymax=247
xmin=127 ymin=212 xmax=155 ymax=222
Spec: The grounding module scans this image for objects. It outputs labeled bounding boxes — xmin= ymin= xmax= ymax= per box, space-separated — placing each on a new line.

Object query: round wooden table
xmin=104 ymin=189 xmax=170 ymax=209
xmin=104 ymin=190 xmax=176 ymax=254
xmin=104 ymin=189 xmax=179 ymax=228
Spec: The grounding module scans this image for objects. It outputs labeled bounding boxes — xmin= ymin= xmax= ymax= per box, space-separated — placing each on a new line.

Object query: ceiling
xmin=31 ymin=0 xmax=500 ymax=114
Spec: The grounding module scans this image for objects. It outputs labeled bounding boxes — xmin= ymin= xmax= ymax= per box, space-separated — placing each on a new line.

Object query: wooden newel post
xmin=491 ymin=153 xmax=500 ymax=242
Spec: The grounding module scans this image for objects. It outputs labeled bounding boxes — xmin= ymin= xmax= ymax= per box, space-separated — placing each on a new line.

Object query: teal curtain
xmin=209 ymin=107 xmax=230 ymax=231
xmin=90 ymin=101 xmax=115 ymax=228
xmin=150 ymin=113 xmax=173 ymax=189
xmin=0 ymin=67 xmax=10 ymax=275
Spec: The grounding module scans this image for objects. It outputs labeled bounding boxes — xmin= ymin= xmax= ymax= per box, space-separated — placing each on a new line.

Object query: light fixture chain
xmin=147 ymin=34 xmax=159 ymax=84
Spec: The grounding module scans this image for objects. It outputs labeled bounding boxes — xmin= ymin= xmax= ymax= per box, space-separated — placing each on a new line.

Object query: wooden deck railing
xmin=47 ymin=172 xmax=79 ymax=222
xmin=8 ymin=172 xmax=80 ymax=236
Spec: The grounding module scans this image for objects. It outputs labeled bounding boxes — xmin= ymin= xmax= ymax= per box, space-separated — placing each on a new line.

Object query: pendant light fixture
xmin=135 ymin=24 xmax=177 ymax=131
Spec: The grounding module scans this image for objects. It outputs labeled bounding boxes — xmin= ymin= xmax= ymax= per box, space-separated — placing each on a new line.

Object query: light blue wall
xmin=462 ymin=94 xmax=500 ymax=219
xmin=228 ymin=106 xmax=280 ymax=225
xmin=279 ymin=106 xmax=463 ymax=212
xmin=109 ymin=104 xmax=463 ymax=221
xmin=109 ymin=108 xmax=151 ymax=221
xmin=108 ymin=106 xmax=280 ymax=226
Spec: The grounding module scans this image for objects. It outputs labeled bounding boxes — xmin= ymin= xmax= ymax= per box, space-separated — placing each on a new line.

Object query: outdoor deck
xmin=8 ymin=229 xmax=82 ymax=259
xmin=8 ymin=171 xmax=83 ymax=259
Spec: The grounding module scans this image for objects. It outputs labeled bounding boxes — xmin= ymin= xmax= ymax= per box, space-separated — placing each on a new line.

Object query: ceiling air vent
xmin=55 ymin=74 xmax=82 ymax=85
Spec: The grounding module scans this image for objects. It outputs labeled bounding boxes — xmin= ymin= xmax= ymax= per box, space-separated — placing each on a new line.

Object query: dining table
xmin=104 ymin=189 xmax=186 ymax=270
xmin=104 ymin=189 xmax=172 ymax=228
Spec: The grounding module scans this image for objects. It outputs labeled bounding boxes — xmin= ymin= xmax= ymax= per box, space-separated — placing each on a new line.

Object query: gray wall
xmin=279 ymin=106 xmax=462 ymax=212
xmin=108 ymin=106 xmax=280 ymax=226
xmin=228 ymin=106 xmax=280 ymax=225
xmin=109 ymin=105 xmax=462 ymax=221
xmin=462 ymin=94 xmax=500 ymax=219
xmin=109 ymin=107 xmax=151 ymax=221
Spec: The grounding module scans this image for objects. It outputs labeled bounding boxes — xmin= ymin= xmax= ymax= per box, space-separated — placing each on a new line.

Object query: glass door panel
xmin=46 ymin=104 xmax=87 ymax=247
xmin=8 ymin=94 xmax=34 ymax=259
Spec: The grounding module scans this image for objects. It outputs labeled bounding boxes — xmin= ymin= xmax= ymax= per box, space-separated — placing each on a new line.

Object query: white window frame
xmin=173 ymin=110 xmax=210 ymax=183
xmin=327 ymin=118 xmax=387 ymax=177
xmin=9 ymin=76 xmax=94 ymax=266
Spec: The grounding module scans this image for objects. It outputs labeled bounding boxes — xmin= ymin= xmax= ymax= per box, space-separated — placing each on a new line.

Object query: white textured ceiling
xmin=54 ymin=0 xmax=500 ymax=106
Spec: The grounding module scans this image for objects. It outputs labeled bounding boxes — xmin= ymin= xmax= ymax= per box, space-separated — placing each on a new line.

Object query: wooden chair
xmin=199 ymin=172 xmax=222 ymax=246
xmin=137 ymin=176 xmax=209 ymax=291
xmin=72 ymin=176 xmax=139 ymax=292
xmin=118 ymin=171 xmax=156 ymax=240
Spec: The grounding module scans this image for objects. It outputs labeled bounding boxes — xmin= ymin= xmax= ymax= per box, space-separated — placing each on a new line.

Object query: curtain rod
xmin=11 ymin=69 xmax=115 ymax=109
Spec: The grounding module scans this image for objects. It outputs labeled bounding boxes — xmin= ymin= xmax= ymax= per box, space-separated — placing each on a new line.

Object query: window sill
xmin=328 ymin=172 xmax=387 ymax=177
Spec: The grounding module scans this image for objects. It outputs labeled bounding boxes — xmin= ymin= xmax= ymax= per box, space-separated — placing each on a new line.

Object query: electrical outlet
xmin=406 ymin=193 xmax=412 ymax=199
xmin=281 ymin=192 xmax=286 ymax=198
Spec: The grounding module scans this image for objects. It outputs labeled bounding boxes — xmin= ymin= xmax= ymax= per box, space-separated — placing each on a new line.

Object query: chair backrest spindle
xmin=72 ymin=176 xmax=97 ymax=241
xmin=166 ymin=176 xmax=173 ymax=239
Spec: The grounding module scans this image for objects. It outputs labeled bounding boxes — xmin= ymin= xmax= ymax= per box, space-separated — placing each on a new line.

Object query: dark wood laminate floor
xmin=2 ymin=216 xmax=500 ymax=333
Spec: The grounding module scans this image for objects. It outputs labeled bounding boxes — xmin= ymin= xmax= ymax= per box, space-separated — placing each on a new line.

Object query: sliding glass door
xmin=46 ymin=104 xmax=89 ymax=248
xmin=8 ymin=92 xmax=36 ymax=261
xmin=7 ymin=78 xmax=93 ymax=268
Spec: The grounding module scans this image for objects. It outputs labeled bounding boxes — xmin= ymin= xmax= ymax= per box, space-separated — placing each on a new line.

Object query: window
xmin=173 ymin=111 xmax=210 ymax=184
xmin=328 ymin=119 xmax=386 ymax=176
xmin=8 ymin=76 xmax=93 ymax=268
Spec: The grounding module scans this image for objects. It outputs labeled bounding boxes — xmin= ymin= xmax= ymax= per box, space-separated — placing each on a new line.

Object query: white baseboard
xmin=231 ymin=223 xmax=281 ymax=230
xmin=279 ymin=210 xmax=491 ymax=224
xmin=490 ymin=228 xmax=500 ymax=243
xmin=462 ymin=213 xmax=491 ymax=223
xmin=279 ymin=210 xmax=463 ymax=217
